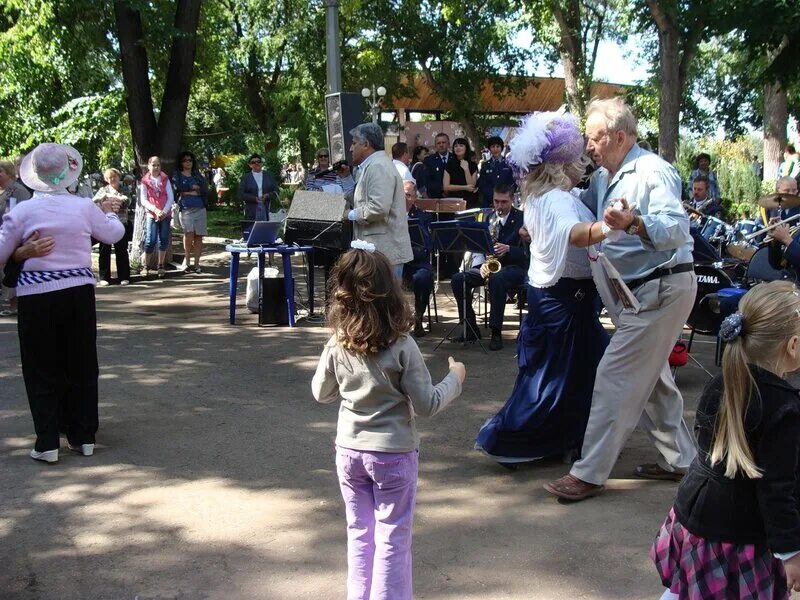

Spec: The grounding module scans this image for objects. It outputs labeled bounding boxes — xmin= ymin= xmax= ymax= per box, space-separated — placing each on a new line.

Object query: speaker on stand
xmin=324 ymin=92 xmax=365 ymax=166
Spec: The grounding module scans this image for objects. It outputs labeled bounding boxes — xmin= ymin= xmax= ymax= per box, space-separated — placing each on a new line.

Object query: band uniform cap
xmin=20 ymin=142 xmax=83 ymax=193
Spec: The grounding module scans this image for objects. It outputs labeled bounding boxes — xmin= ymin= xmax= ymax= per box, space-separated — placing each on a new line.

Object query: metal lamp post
xmin=361 ymin=84 xmax=387 ymax=124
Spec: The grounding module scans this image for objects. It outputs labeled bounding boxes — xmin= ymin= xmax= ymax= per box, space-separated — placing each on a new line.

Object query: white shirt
xmin=393 ymin=159 xmax=415 ymax=183
xmin=525 ymin=188 xmax=593 ymax=287
xmin=252 ymin=171 xmax=264 ymax=198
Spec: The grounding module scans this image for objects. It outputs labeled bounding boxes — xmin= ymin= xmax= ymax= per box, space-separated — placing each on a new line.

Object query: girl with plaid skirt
xmin=651 ymin=281 xmax=800 ymax=599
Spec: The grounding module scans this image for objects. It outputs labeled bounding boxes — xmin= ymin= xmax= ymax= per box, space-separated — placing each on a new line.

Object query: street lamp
xmin=361 ymin=84 xmax=387 ymax=124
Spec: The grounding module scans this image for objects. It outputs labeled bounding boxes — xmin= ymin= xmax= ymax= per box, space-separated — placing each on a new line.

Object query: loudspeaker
xmin=285 ymin=190 xmax=352 ymax=250
xmin=325 ymin=92 xmax=365 ymax=165
xmin=259 ymin=277 xmax=290 ymax=326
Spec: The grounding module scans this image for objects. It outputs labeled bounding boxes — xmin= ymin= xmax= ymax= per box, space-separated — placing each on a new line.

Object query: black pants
xmin=98 ymin=221 xmax=132 ymax=282
xmin=17 ymin=285 xmax=99 ymax=451
xmin=451 ymin=265 xmax=526 ymax=330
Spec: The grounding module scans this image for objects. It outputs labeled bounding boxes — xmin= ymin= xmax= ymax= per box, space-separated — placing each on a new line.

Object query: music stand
xmin=430 ymin=220 xmax=494 ymax=352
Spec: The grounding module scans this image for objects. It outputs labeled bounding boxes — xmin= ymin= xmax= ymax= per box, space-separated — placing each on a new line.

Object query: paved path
xmin=0 ymin=252 xmax=717 ymax=599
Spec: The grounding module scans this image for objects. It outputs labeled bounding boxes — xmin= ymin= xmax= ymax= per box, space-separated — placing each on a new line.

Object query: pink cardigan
xmin=0 ymin=191 xmax=125 ymax=296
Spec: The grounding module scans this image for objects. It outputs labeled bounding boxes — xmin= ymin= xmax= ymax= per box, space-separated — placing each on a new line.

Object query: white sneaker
xmin=120 ymin=280 xmax=130 ymax=286
xmin=68 ymin=443 xmax=94 ymax=456
xmin=30 ymin=449 xmax=59 ymax=463
xmin=98 ymin=280 xmax=110 ymax=287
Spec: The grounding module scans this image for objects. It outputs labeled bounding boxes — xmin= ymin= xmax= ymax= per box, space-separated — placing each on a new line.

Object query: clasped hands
xmin=100 ymin=197 xmax=121 ymax=214
xmin=603 ymin=198 xmax=636 ymax=232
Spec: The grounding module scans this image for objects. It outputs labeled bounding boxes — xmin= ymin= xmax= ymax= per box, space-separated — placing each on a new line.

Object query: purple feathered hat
xmin=506 ymin=112 xmax=585 ymax=178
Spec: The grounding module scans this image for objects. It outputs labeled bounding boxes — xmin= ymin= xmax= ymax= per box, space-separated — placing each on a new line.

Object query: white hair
xmin=586 ymin=97 xmax=638 ymax=137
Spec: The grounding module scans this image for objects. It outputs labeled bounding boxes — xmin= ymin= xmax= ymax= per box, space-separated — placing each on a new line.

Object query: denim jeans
xmin=145 ymin=215 xmax=171 ymax=253
xmin=335 ymin=445 xmax=418 ymax=600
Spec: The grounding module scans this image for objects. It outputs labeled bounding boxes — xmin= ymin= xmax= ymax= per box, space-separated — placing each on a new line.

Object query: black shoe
xmin=413 ymin=319 xmax=427 ymax=338
xmin=489 ymin=328 xmax=503 ymax=351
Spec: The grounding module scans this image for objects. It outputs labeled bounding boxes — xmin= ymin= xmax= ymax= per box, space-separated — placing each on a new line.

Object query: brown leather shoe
xmin=544 ymin=474 xmax=605 ymax=501
xmin=634 ymin=463 xmax=684 ymax=482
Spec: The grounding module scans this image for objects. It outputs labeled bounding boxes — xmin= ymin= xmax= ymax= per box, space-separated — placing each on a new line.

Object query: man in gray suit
xmin=346 ymin=123 xmax=413 ymax=277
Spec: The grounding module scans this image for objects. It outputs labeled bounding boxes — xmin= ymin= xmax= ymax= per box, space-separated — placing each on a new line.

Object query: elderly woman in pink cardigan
xmin=0 ymin=143 xmax=124 ymax=464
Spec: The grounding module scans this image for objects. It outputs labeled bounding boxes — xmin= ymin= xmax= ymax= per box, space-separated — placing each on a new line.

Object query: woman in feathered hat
xmin=475 ymin=112 xmax=610 ymax=466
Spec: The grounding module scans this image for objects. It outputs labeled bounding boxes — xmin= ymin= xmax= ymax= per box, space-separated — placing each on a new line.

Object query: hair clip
xmin=351 ymin=239 xmax=376 ymax=253
xmin=719 ymin=312 xmax=744 ymax=343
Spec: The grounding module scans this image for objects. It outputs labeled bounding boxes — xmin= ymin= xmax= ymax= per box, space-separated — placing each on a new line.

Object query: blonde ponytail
xmin=710 ymin=281 xmax=800 ymax=479
xmin=711 ymin=339 xmax=762 ymax=479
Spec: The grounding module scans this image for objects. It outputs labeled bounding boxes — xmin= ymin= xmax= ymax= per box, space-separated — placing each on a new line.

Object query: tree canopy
xmin=0 ymin=0 xmax=797 ymax=177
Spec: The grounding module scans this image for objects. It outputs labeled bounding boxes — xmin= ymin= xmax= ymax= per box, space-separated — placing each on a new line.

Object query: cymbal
xmin=757 ymin=193 xmax=800 ymax=210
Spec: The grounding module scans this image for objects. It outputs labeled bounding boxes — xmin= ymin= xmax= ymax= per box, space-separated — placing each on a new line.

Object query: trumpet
xmin=484 ymin=213 xmax=501 ymax=277
xmin=742 ymin=213 xmax=800 ymax=242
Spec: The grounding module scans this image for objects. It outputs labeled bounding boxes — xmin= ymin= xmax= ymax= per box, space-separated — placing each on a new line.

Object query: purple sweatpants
xmin=335 ymin=445 xmax=419 ymax=600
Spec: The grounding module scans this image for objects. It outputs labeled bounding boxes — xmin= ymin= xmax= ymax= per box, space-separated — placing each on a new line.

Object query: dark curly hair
xmin=326 ymin=249 xmax=414 ymax=354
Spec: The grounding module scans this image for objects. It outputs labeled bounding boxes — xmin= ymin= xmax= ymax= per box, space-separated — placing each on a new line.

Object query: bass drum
xmin=745 ymin=245 xmax=796 ymax=284
xmin=688 ymin=265 xmax=733 ymax=334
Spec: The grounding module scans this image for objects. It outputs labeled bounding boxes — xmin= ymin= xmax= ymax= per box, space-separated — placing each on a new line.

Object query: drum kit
xmin=687 ymin=192 xmax=800 ymax=333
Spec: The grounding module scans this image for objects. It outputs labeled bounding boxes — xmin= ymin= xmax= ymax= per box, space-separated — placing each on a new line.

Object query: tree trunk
xmin=114 ymin=0 xmax=202 ymax=269
xmin=114 ymin=0 xmax=202 ymax=173
xmin=156 ymin=0 xmax=203 ymax=175
xmin=763 ymin=81 xmax=788 ymax=182
xmin=655 ymin=20 xmax=680 ymax=163
xmin=552 ymin=0 xmax=587 ymax=119
xmin=114 ymin=1 xmax=158 ymax=166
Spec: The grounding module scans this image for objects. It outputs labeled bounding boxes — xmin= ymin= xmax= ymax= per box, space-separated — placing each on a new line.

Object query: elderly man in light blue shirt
xmin=545 ymin=97 xmax=698 ymax=502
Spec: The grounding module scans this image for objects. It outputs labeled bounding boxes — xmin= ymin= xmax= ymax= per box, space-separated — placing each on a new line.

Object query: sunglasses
xmin=182 ymin=158 xmax=193 ymax=162
xmin=318 ymin=155 xmax=329 ymax=159
xmin=250 ymin=160 xmax=262 ymax=164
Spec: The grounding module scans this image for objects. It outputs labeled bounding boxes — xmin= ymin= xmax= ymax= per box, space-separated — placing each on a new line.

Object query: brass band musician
xmin=449 ymin=183 xmax=528 ymax=350
xmin=403 ymin=181 xmax=435 ymax=338
xmin=766 ymin=177 xmax=800 ymax=275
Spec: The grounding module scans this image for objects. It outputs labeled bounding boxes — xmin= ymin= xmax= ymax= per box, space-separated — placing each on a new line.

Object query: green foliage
xmin=369 ymin=0 xmax=529 ymax=144
xmin=677 ymin=136 xmax=762 ymax=215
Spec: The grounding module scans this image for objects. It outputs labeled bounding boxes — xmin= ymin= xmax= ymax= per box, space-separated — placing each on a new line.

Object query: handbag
xmin=669 ymin=340 xmax=689 ymax=367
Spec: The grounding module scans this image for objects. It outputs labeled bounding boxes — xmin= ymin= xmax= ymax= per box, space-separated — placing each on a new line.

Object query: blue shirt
xmin=171 ymin=171 xmax=207 ymax=210
xmin=582 ymin=144 xmax=693 ymax=281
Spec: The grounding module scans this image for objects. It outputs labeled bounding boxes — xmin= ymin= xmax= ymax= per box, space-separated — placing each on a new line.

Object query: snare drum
xmin=725 ymin=242 xmax=757 ymax=261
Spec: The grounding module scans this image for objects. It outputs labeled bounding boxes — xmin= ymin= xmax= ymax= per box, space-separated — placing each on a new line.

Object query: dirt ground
xmin=0 ymin=246 xmax=721 ymax=600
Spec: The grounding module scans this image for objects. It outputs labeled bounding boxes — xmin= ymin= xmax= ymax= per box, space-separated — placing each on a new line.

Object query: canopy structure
xmin=390 ymin=75 xmax=627 ymax=115
xmin=382 ymin=75 xmax=627 ymax=145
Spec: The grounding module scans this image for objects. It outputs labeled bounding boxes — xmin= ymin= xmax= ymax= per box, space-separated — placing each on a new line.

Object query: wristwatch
xmin=625 ymin=216 xmax=640 ymax=236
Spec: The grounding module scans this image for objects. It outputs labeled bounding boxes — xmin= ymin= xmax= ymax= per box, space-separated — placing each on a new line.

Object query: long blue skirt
xmin=475 ymin=278 xmax=609 ymax=462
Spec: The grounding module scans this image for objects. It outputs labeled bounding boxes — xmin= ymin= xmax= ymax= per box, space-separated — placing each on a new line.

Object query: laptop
xmin=246 ymin=221 xmax=282 ymax=247
xmin=240 ymin=219 xmax=255 ymax=240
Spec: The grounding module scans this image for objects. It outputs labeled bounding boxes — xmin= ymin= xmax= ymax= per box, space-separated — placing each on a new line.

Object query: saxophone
xmin=484 ymin=212 xmax=501 ymax=277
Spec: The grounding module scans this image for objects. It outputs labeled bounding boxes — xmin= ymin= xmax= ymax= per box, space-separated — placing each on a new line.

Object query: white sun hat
xmin=19 ymin=142 xmax=83 ymax=193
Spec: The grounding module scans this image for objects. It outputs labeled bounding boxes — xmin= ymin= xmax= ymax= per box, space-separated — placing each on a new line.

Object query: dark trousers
xmin=451 ymin=265 xmax=526 ymax=330
xmin=98 ymin=221 xmax=132 ymax=282
xmin=17 ymin=285 xmax=99 ymax=451
xmin=403 ymin=263 xmax=434 ymax=318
